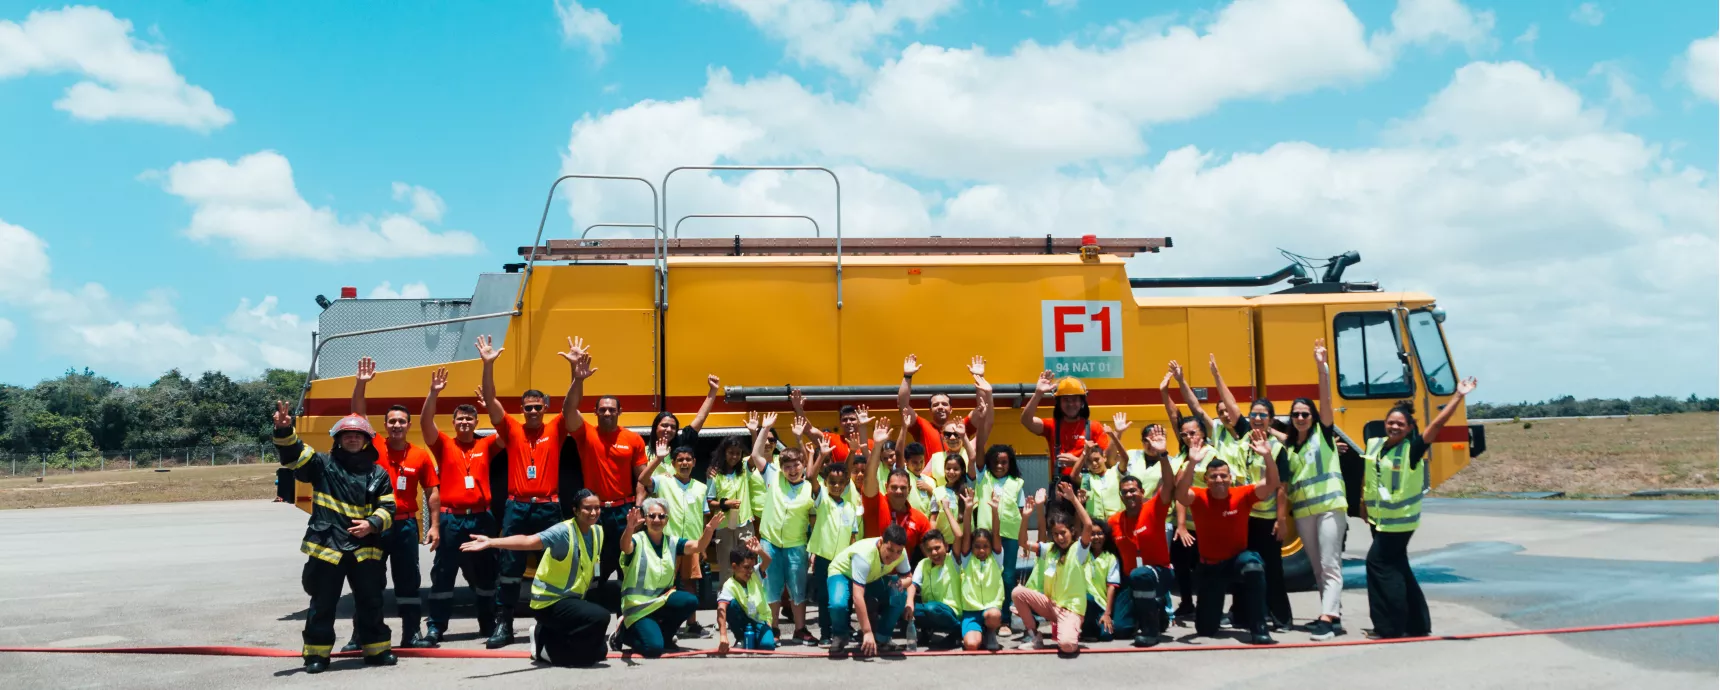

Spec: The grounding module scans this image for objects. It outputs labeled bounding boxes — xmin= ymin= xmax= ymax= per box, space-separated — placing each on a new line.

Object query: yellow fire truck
xmin=292 ymin=169 xmax=1482 ymax=587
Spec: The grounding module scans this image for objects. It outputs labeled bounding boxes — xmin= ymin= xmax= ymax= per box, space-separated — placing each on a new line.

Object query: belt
xmin=442 ymin=507 xmax=489 ymax=516
xmin=509 ymin=495 xmax=559 ymax=504
xmin=601 ymin=498 xmax=634 ymax=509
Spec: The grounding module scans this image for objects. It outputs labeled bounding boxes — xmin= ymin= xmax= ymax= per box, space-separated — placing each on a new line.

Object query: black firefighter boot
xmin=486 ymin=615 xmax=516 ymax=649
xmin=400 ymin=607 xmax=438 ymax=649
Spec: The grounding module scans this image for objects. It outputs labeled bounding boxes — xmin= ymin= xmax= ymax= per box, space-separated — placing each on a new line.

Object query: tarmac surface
xmin=0 ymin=497 xmax=1714 ymax=689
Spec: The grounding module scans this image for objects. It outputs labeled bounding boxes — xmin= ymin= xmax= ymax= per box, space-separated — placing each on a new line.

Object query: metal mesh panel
xmin=312 ymin=273 xmax=519 ymax=379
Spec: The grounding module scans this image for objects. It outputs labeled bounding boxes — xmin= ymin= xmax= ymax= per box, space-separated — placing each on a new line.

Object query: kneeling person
xmin=1176 ymin=429 xmax=1282 ymax=645
xmin=461 ymin=490 xmax=614 ymax=667
xmin=826 ymin=526 xmax=913 ymax=658
xmin=618 ymin=498 xmax=725 ymax=658
xmin=716 ymin=536 xmax=776 ymax=654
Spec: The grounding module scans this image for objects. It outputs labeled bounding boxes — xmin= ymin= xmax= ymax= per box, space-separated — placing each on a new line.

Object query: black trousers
xmin=1169 ymin=531 xmax=1200 ymax=614
xmin=1366 ymin=528 xmax=1430 ymax=638
xmin=496 ymin=500 xmax=563 ymax=623
xmin=1195 ymin=551 xmax=1264 ymax=637
xmin=302 ymin=552 xmax=390 ymax=658
xmin=533 ymin=583 xmax=618 ymax=668
xmin=1247 ymin=517 xmax=1293 ymax=624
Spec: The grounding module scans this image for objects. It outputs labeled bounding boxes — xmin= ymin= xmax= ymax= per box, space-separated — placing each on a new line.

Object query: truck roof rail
xmin=517 ymin=236 xmax=1170 ymax=261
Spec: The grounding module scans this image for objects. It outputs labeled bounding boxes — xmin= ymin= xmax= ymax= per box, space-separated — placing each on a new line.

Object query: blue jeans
xmin=761 ymin=542 xmax=809 ymax=605
xmin=724 ymin=604 xmax=778 ymax=650
xmin=495 ymin=500 xmax=562 ymax=623
xmin=811 ymin=555 xmax=833 ymax=639
xmin=428 ymin=511 xmax=498 ymax=633
xmin=826 ymin=574 xmax=905 ymax=641
xmin=1123 ymin=565 xmax=1174 ymax=638
xmin=914 ymin=602 xmax=961 ymax=639
xmin=1196 ymin=551 xmax=1264 ymax=637
xmin=1081 ymin=595 xmax=1114 ymax=641
xmin=623 ymin=590 xmax=698 ymax=657
xmin=381 ymin=516 xmax=423 ymax=630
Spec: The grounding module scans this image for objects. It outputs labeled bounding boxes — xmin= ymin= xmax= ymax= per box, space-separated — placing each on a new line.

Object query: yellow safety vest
xmin=959 ymin=554 xmax=1004 ymax=612
xmin=1229 ymin=436 xmax=1282 ymax=520
xmin=914 ymin=556 xmax=962 ymax=611
xmin=1081 ymin=466 xmax=1122 ymax=522
xmin=759 ymin=470 xmax=813 ymax=548
xmin=711 ymin=471 xmax=755 ymax=528
xmin=975 ymin=473 xmax=1024 ymax=539
xmin=1084 ymin=551 xmax=1118 ymax=612
xmin=722 ymin=574 xmax=766 ymax=622
xmin=1287 ymin=430 xmax=1346 ymax=519
xmin=530 ymin=521 xmax=602 ymax=610
xmin=1364 ymin=437 xmax=1428 ymax=533
xmin=1027 ymin=543 xmax=1089 ymax=616
xmin=807 ymin=490 xmax=859 ymax=560
xmin=829 ymin=538 xmax=906 ymax=584
xmin=620 ymin=532 xmax=683 ymax=626
xmin=656 ymin=476 xmax=707 ymax=540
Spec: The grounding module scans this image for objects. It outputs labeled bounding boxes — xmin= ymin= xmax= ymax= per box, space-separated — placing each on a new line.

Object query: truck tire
xmin=1281 ymin=546 xmax=1315 ymax=592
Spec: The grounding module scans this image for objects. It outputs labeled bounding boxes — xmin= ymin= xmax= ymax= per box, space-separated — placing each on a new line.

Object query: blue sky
xmin=0 ymin=0 xmax=1714 ymax=403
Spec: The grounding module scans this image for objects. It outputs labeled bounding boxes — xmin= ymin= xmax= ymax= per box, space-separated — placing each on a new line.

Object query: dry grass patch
xmin=0 ymin=464 xmax=281 ymax=510
xmin=1436 ymin=412 xmax=1718 ymax=496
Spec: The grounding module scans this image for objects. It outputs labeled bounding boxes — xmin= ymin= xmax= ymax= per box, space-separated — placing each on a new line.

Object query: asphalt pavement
xmin=0 ymin=498 xmax=1714 ymax=689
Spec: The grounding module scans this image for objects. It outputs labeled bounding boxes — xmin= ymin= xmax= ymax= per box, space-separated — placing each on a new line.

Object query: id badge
xmin=526 ymin=465 xmax=537 ymax=480
xmin=396 ymin=476 xmax=407 ymax=491
xmin=464 ymin=476 xmax=476 ymax=490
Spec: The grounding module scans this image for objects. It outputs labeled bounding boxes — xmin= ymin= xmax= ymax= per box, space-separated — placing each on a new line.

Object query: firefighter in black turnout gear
xmin=272 ymin=401 xmax=401 ymax=674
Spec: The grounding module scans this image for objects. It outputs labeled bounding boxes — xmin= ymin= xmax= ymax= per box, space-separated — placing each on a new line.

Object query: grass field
xmin=1435 ymin=412 xmax=1718 ymax=496
xmin=1 ymin=413 xmax=1714 ymax=509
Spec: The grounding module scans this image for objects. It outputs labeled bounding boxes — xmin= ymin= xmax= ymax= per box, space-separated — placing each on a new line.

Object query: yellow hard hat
xmin=1054 ymin=376 xmax=1088 ymax=397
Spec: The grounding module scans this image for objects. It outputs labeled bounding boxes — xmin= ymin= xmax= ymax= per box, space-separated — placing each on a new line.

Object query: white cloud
xmin=157 ymin=151 xmax=483 ymax=261
xmin=702 ymin=0 xmax=960 ymax=75
xmin=391 ymin=182 xmax=447 ymax=223
xmin=1683 ymin=34 xmax=1717 ymax=102
xmin=1371 ymin=0 xmax=1496 ymax=56
xmin=0 ymin=6 xmax=232 ymax=130
xmin=1569 ymin=2 xmax=1604 ymax=27
xmin=1589 ymin=61 xmax=1651 ymax=117
xmin=367 ymin=281 xmax=431 ymax=299
xmin=1512 ymin=23 xmax=1537 ymax=51
xmin=0 ymin=318 xmax=14 ymax=351
xmin=0 ymin=219 xmax=311 ymax=377
xmin=1390 ymin=61 xmax=1602 ymax=143
xmin=554 ymin=0 xmax=620 ymax=64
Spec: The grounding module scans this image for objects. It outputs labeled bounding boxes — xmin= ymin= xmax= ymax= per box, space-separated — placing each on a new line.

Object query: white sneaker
xmin=529 ymin=624 xmax=550 ymax=664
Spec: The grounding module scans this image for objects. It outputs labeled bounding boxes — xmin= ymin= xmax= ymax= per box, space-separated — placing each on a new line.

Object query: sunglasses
xmin=597 ymin=407 xmax=619 ymax=414
xmin=1291 ymin=411 xmax=1313 ymax=419
xmin=644 ymin=513 xmax=668 ymax=521
xmin=1249 ymin=412 xmax=1270 ymax=420
xmin=522 ymin=404 xmax=545 ymax=412
xmin=942 ymin=431 xmax=961 ymax=438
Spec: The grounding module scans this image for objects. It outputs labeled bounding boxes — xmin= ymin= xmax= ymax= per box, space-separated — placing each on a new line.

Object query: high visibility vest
xmin=1081 ymin=466 xmax=1122 ymax=522
xmin=722 ymin=574 xmax=766 ymax=622
xmin=1286 ymin=431 xmax=1346 ymax=519
xmin=620 ymin=532 xmax=684 ymax=626
xmin=656 ymin=476 xmax=707 ymax=540
xmin=975 ymin=473 xmax=1024 ymax=539
xmin=529 ymin=521 xmax=602 ymax=610
xmin=1364 ymin=437 xmax=1428 ymax=533
xmin=932 ymin=486 xmax=963 ymax=538
xmin=914 ymin=556 xmax=962 ymax=611
xmin=711 ymin=471 xmax=755 ymax=528
xmin=807 ymin=490 xmax=859 ymax=560
xmin=1230 ymin=436 xmax=1282 ymax=520
xmin=759 ymin=471 xmax=813 ymax=548
xmin=959 ymin=554 xmax=1004 ymax=612
xmin=928 ymin=451 xmax=970 ymax=487
xmin=1026 ymin=543 xmax=1089 ymax=616
xmin=829 ymin=538 xmax=906 ymax=584
xmin=1084 ymin=551 xmax=1118 ymax=611
xmin=877 ymin=462 xmax=936 ymax=514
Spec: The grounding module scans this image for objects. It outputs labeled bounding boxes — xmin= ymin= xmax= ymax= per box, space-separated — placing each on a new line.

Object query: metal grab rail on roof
xmin=521 ymin=175 xmax=664 ymax=311
xmin=661 ymin=166 xmax=841 ymax=309
xmin=292 ymin=311 xmax=518 ymax=416
xmin=578 ymin=222 xmax=661 ymax=264
xmin=672 ymin=214 xmax=821 ymax=238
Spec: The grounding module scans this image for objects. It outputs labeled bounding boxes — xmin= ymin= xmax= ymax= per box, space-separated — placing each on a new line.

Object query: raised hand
xmin=1055 ymin=481 xmax=1076 ymax=503
xmin=1159 ymin=371 xmax=1173 ymax=389
xmin=791 ymin=415 xmax=809 ymax=438
xmin=273 ymin=400 xmax=293 ymax=429
xmin=744 ymin=535 xmax=763 ymax=554
xmin=760 ymin=411 xmax=778 ymax=431
xmin=1250 ymin=428 xmax=1272 ymax=457
xmin=1033 ymin=488 xmax=1048 ymax=506
xmin=1148 ymin=430 xmax=1168 ymax=456
xmin=968 ymin=355 xmax=986 ymax=378
xmin=1111 ymin=411 xmax=1131 ymax=436
xmin=626 ymin=506 xmax=643 ymax=530
xmin=1313 ymin=338 xmax=1328 ymax=365
xmin=1036 ymin=370 xmax=1056 ymax=394
xmin=429 ymin=367 xmax=448 ymax=393
xmin=817 ymin=435 xmax=834 ymax=458
xmin=789 ymin=388 xmax=806 ymax=410
xmin=1209 ymin=353 xmax=1220 ymax=375
xmin=475 ymin=335 xmax=502 ymax=362
xmin=356 ymin=357 xmax=376 ymax=383
xmin=959 ymin=484 xmax=976 ymax=509
xmin=1168 ymin=360 xmax=1183 ymax=381
xmin=855 ymin=404 xmax=873 ymax=426
xmin=873 ymin=416 xmax=892 ymax=443
xmin=745 ymin=410 xmax=760 ymax=434
xmin=903 ymin=354 xmax=922 ymax=377
xmin=707 ymin=374 xmax=722 ymax=395
xmin=1456 ymin=376 xmax=1478 ymax=397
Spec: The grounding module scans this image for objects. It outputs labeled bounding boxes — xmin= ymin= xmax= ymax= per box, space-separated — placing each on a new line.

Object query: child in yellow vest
xmin=1010 ymin=482 xmax=1095 ymax=658
xmin=715 ymin=536 xmax=775 ymax=654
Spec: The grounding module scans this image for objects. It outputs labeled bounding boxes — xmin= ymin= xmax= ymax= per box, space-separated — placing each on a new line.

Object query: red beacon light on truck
xmin=339 ymin=286 xmax=357 ymax=299
xmin=1079 ymin=234 xmax=1101 ymax=261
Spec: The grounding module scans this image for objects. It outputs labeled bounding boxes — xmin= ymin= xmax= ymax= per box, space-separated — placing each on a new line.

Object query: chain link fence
xmin=0 ymin=443 xmax=276 ymax=478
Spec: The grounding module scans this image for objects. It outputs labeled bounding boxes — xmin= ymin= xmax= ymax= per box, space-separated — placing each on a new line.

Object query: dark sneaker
xmin=828 ymin=636 xmax=848 ymax=659
xmin=363 ymin=650 xmax=398 ymax=666
xmin=1249 ymin=628 xmax=1275 ymax=645
xmin=1309 ymin=619 xmax=1336 ymax=641
xmin=684 ymin=622 xmax=712 ymax=639
xmin=793 ymin=628 xmax=817 ymax=646
xmin=485 ymin=621 xmax=515 ymax=649
xmin=423 ymin=624 xmax=444 ymax=645
xmin=609 ymin=631 xmax=623 ymax=653
xmin=981 ymin=629 xmax=1001 ymax=652
xmin=1330 ymin=620 xmax=1347 ymax=638
xmin=303 ymin=657 xmax=329 ymax=674
xmin=1133 ymin=633 xmax=1160 ymax=648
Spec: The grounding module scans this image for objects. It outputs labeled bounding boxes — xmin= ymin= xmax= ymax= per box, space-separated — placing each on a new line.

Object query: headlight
xmin=1431 ymin=307 xmax=1446 ymax=324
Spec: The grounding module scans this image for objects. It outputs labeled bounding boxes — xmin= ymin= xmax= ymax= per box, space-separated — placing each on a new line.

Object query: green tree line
xmin=1469 ymin=394 xmax=1719 ymax=420
xmin=0 ymin=368 xmax=307 ymax=454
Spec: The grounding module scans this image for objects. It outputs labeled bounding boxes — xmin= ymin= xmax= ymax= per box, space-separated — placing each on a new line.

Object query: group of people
xmin=274 ymin=336 xmax=1477 ymax=672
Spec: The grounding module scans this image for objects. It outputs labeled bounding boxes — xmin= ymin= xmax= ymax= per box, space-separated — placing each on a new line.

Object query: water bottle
xmin=905 ymin=619 xmax=919 ymax=651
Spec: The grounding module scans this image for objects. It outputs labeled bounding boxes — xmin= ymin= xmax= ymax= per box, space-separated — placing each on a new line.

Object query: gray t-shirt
xmin=536 ymin=521 xmax=596 ymax=562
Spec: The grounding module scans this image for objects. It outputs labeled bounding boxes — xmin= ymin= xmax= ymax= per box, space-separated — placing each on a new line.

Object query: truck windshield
xmin=1333 ymin=311 xmax=1413 ymax=399
xmin=1407 ymin=310 xmax=1456 ymax=395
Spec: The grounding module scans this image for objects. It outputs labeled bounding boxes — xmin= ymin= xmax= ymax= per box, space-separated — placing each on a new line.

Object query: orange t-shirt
xmin=906 ymin=414 xmax=975 ymax=456
xmin=429 ymin=432 xmax=497 ymax=512
xmin=378 ymin=441 xmax=439 ymax=515
xmin=572 ymin=420 xmax=646 ymax=504
xmin=1110 ymin=494 xmax=1172 ymax=570
xmin=500 ymin=414 xmax=565 ymax=500
xmin=1189 ymin=484 xmax=1256 ymax=564
xmin=1037 ymin=417 xmax=1111 ymax=475
xmin=863 ymin=491 xmax=931 ymax=553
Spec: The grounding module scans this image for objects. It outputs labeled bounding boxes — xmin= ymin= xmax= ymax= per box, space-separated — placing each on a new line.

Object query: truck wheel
xmin=1281 ymin=545 xmax=1315 ymax=592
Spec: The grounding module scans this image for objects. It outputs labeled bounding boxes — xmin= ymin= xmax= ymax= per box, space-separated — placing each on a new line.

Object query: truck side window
xmin=1332 ymin=312 xmax=1413 ymax=399
xmin=1407 ymin=310 xmax=1456 ymax=395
